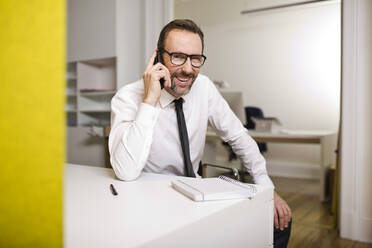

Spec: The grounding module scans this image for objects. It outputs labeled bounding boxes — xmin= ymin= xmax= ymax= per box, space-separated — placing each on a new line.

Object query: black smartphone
xmin=153 ymin=51 xmax=165 ymax=89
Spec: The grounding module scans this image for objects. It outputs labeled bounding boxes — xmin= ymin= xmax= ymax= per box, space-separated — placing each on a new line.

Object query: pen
xmin=110 ymin=184 xmax=118 ymax=196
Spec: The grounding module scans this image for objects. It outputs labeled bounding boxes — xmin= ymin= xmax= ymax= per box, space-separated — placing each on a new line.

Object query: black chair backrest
xmin=245 ymin=106 xmax=264 ymax=129
xmin=244 ymin=106 xmax=267 ymax=153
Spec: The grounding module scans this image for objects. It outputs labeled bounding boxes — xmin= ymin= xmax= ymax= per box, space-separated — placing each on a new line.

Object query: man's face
xmin=163 ymin=29 xmax=203 ymax=98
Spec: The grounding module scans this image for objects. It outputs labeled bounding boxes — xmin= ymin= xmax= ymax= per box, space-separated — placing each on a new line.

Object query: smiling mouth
xmin=175 ymin=76 xmax=191 ymax=85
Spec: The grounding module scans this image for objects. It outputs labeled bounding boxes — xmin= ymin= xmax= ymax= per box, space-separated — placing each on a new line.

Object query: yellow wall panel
xmin=0 ymin=1 xmax=65 ymax=247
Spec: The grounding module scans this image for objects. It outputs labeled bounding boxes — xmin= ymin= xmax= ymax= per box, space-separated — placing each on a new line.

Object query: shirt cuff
xmin=254 ymin=175 xmax=275 ymax=188
xmin=136 ymin=103 xmax=159 ymax=128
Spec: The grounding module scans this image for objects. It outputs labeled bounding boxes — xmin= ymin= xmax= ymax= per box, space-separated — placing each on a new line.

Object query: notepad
xmin=171 ymin=175 xmax=257 ymax=202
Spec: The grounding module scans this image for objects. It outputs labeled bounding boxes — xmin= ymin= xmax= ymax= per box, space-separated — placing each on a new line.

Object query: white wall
xmin=116 ymin=0 xmax=173 ymax=88
xmin=175 ymin=0 xmax=341 ymax=178
xmin=341 ymin=0 xmax=372 ymax=243
xmin=116 ymin=0 xmax=144 ymax=88
xmin=143 ymin=0 xmax=174 ymax=64
xmin=67 ymin=0 xmax=116 ymax=62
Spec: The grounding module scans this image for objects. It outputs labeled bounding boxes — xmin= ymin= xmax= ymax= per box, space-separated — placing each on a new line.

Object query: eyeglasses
xmin=161 ymin=49 xmax=207 ymax=68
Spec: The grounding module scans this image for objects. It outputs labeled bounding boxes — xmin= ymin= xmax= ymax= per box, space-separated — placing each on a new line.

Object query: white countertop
xmin=64 ymin=163 xmax=273 ymax=248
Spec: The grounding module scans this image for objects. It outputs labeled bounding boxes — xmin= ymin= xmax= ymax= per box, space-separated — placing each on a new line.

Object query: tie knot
xmin=173 ymin=98 xmax=184 ymax=106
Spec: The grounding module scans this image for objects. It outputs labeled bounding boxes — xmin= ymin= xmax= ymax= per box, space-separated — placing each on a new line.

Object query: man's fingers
xmin=273 ymin=191 xmax=292 ymax=231
xmin=153 ymin=69 xmax=169 ymax=85
xmin=162 ymin=66 xmax=172 ymax=88
xmin=156 ymin=64 xmax=171 ymax=88
xmin=164 ymin=74 xmax=171 ymax=88
xmin=143 ymin=63 xmax=166 ymax=83
xmin=284 ymin=205 xmax=292 ymax=227
xmin=274 ymin=208 xmax=279 ymax=229
xmin=287 ymin=205 xmax=292 ymax=220
xmin=279 ymin=201 xmax=291 ymax=228
xmin=144 ymin=55 xmax=171 ymax=89
xmin=151 ymin=63 xmax=164 ymax=73
xmin=281 ymin=206 xmax=290 ymax=228
xmin=277 ymin=205 xmax=285 ymax=230
xmin=145 ymin=50 xmax=158 ymax=71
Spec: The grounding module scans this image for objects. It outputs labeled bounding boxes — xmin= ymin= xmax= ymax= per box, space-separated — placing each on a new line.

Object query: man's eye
xmin=192 ymin=56 xmax=203 ymax=62
xmin=173 ymin=54 xmax=186 ymax=60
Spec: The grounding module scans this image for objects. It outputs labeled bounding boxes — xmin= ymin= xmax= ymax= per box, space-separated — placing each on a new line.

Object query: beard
xmin=169 ymin=71 xmax=197 ymax=97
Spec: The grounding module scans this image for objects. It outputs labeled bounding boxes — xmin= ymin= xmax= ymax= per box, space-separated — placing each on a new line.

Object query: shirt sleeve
xmin=228 ymin=132 xmax=274 ymax=187
xmin=109 ymin=87 xmax=159 ymax=181
xmin=206 ymin=79 xmax=274 ymax=188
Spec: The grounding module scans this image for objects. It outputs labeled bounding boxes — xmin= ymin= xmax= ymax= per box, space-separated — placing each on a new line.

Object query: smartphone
xmin=153 ymin=51 xmax=165 ymax=89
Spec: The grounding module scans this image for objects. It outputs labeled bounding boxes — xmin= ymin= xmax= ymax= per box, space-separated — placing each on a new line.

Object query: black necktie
xmin=174 ymin=98 xmax=196 ymax=177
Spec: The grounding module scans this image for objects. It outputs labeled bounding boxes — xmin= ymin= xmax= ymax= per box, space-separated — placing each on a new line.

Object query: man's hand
xmin=274 ymin=191 xmax=292 ymax=231
xmin=142 ymin=50 xmax=171 ymax=106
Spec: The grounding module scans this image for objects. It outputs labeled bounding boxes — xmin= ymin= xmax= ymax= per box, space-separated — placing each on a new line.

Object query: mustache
xmin=173 ymin=71 xmax=195 ymax=78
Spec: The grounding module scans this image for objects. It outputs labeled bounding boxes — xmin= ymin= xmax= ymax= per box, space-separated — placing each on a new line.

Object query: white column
xmin=340 ymin=0 xmax=372 ymax=243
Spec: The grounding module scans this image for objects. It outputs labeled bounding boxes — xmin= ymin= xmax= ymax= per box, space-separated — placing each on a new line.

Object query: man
xmin=109 ymin=19 xmax=292 ymax=248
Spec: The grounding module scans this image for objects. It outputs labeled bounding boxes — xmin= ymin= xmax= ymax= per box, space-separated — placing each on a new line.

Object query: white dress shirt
xmin=109 ymin=74 xmax=274 ymax=187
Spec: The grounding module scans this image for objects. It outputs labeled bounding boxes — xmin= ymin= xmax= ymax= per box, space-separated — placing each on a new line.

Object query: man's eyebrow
xmin=172 ymin=51 xmax=203 ymax=55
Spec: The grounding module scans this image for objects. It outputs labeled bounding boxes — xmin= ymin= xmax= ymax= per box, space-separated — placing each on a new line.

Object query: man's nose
xmin=182 ymin=57 xmax=193 ymax=73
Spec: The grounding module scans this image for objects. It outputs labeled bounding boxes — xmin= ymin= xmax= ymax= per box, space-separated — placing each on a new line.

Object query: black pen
xmin=110 ymin=184 xmax=118 ymax=196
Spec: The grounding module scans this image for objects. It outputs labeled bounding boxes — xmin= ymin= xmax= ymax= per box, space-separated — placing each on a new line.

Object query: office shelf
xmin=77 ymin=58 xmax=116 ymax=92
xmin=80 ymin=90 xmax=116 ymax=96
xmin=79 ymin=112 xmax=111 ymax=126
xmin=65 ymin=0 xmax=153 ymax=128
xmin=65 ymin=57 xmax=116 ymax=127
xmin=80 ymin=109 xmax=111 ymax=113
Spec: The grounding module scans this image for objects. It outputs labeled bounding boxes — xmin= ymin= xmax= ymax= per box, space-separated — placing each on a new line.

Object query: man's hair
xmin=157 ymin=19 xmax=204 ymax=53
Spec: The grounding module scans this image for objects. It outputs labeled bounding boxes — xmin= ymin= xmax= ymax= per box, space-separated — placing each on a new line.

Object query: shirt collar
xmin=159 ymin=89 xmax=177 ymax=108
xmin=159 ymin=89 xmax=192 ymax=108
xmin=158 ymin=76 xmax=198 ymax=108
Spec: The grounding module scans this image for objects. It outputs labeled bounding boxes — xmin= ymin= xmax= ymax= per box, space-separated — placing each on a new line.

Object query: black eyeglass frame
xmin=160 ymin=49 xmax=207 ymax=68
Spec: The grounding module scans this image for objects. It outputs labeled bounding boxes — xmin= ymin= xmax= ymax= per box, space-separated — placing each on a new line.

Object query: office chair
xmin=244 ymin=106 xmax=267 ymax=153
xmin=203 ymin=106 xmax=269 ymax=181
xmin=198 ymin=161 xmax=246 ymax=182
xmin=222 ymin=106 xmax=268 ymax=163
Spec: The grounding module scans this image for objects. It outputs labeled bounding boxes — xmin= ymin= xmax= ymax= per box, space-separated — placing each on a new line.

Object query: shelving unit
xmin=80 ymin=90 xmax=116 ymax=96
xmin=65 ymin=57 xmax=117 ymax=127
xmin=66 ymin=63 xmax=78 ymax=126
xmin=65 ymin=0 xmax=173 ymax=167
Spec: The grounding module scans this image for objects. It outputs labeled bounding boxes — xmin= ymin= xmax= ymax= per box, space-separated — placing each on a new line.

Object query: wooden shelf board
xmin=80 ymin=109 xmax=111 ymax=113
xmin=80 ymin=90 xmax=116 ymax=96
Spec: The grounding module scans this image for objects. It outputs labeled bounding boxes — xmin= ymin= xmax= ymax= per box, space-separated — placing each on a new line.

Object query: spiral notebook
xmin=171 ymin=176 xmax=257 ymax=202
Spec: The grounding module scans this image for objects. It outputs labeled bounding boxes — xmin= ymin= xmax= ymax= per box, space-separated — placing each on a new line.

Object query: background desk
xmin=205 ymin=130 xmax=337 ymax=201
xmin=64 ymin=164 xmax=274 ymax=248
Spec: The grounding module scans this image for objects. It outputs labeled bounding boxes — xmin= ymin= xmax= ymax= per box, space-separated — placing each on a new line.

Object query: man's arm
xmin=206 ymin=80 xmax=291 ymax=228
xmin=109 ymin=99 xmax=159 ymax=181
xmin=225 ymin=122 xmax=292 ymax=230
xmin=227 ymin=134 xmax=274 ymax=186
xmin=109 ymin=51 xmax=171 ymax=181
xmin=205 ymin=79 xmax=274 ymax=187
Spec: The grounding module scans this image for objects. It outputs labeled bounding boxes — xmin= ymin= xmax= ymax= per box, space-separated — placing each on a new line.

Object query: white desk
xmin=205 ymin=130 xmax=337 ymax=201
xmin=64 ymin=164 xmax=274 ymax=248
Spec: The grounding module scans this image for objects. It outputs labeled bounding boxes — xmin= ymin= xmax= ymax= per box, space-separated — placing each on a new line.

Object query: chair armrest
xmin=201 ymin=162 xmax=240 ymax=181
